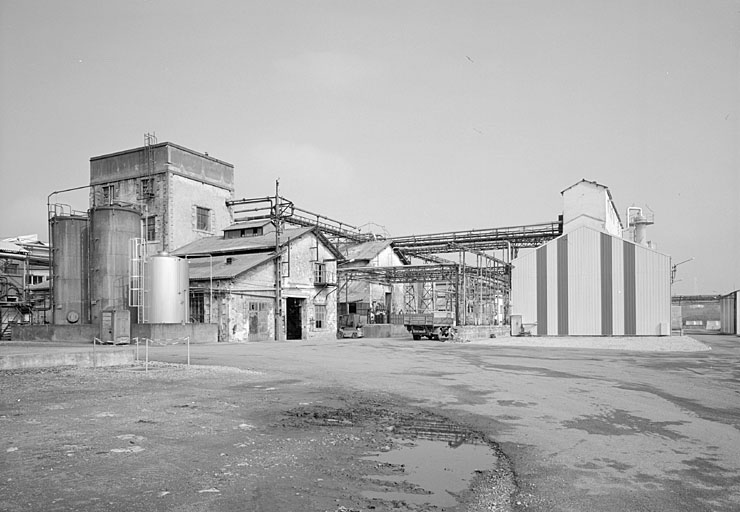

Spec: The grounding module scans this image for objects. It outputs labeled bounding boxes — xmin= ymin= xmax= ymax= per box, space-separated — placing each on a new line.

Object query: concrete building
xmin=173 ymin=223 xmax=344 ymax=342
xmin=511 ymin=180 xmax=671 ymax=336
xmin=337 ymin=240 xmax=409 ymax=325
xmin=89 ymin=141 xmax=234 ymax=255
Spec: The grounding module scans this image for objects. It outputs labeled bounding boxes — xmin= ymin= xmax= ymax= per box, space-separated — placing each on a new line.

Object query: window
xmin=315 ymin=304 xmax=327 ymax=329
xmin=26 ymin=275 xmax=44 ymax=285
xmin=190 ymin=292 xmax=205 ymax=323
xmin=144 ymin=216 xmax=156 ymax=241
xmin=140 ymin=178 xmax=154 ymax=198
xmin=101 ymin=185 xmax=116 ymax=205
xmin=196 ymin=206 xmax=210 ymax=231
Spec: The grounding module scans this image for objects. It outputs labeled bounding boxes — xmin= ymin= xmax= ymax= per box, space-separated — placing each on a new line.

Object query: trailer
xmin=403 ymin=312 xmax=454 ymax=341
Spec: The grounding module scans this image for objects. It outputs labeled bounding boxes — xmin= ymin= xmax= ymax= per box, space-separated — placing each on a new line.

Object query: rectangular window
xmin=315 ymin=304 xmax=327 ymax=329
xmin=189 ymin=292 xmax=205 ymax=323
xmin=144 ymin=216 xmax=156 ymax=241
xmin=196 ymin=206 xmax=210 ymax=231
xmin=101 ymin=185 xmax=115 ymax=205
xmin=140 ymin=178 xmax=154 ymax=199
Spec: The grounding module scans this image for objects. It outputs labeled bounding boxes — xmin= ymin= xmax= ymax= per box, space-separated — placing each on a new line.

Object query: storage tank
xmin=89 ymin=206 xmax=141 ymax=324
xmin=50 ymin=214 xmax=89 ymax=325
xmin=145 ymin=252 xmax=189 ymax=323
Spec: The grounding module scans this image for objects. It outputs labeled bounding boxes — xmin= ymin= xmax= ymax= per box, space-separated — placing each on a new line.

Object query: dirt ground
xmin=0 ymin=363 xmax=516 ymax=512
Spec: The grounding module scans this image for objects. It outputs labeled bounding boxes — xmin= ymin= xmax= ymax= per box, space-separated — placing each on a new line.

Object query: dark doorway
xmin=286 ymin=297 xmax=303 ymax=340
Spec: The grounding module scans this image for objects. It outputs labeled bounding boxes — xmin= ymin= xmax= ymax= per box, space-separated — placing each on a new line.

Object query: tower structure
xmin=88 ymin=138 xmax=234 ymax=255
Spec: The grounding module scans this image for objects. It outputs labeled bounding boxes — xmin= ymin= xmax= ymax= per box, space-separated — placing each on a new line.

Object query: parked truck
xmin=403 ymin=311 xmax=454 ymax=341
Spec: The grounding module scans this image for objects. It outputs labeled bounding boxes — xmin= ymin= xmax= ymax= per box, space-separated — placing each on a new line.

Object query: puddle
xmin=362 ymin=419 xmax=498 ymax=508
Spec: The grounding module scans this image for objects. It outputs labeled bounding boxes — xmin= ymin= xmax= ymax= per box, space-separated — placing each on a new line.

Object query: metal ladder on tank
xmin=129 ymin=237 xmax=147 ymax=324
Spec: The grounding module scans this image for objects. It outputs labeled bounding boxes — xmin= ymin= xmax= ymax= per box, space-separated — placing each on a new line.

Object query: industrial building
xmin=337 ymin=240 xmax=409 ymax=325
xmin=89 ymin=136 xmax=234 ymax=254
xmin=511 ymin=180 xmax=672 ymax=336
xmin=6 ymin=135 xmax=691 ymax=343
xmin=0 ymin=236 xmax=50 ymax=339
xmin=173 ymin=222 xmax=343 ymax=341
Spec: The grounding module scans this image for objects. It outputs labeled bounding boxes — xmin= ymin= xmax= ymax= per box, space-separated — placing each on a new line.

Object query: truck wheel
xmin=412 ymin=334 xmax=421 ymax=340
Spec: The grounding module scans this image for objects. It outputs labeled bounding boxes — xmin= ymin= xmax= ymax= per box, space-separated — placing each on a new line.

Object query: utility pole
xmin=274 ymin=179 xmax=283 ymax=341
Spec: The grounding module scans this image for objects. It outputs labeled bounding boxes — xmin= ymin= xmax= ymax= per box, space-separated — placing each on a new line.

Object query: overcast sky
xmin=1 ymin=0 xmax=738 ymax=294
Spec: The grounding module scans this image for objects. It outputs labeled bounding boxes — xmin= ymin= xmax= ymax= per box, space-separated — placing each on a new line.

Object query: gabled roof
xmin=560 ymin=178 xmax=623 ymax=228
xmin=187 ymin=253 xmax=275 ymax=281
xmin=172 ymin=226 xmax=314 ymax=256
xmin=339 ymin=240 xmax=410 ymax=265
xmin=223 ymin=219 xmax=274 ymax=232
xmin=172 ymin=226 xmax=346 ymax=261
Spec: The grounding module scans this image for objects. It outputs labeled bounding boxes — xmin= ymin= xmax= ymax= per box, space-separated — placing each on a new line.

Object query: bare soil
xmin=0 ymin=363 xmax=516 ymax=512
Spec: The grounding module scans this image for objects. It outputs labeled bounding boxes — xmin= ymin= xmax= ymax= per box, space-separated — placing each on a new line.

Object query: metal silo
xmin=50 ymin=214 xmax=89 ymax=325
xmin=145 ymin=252 xmax=189 ymax=323
xmin=89 ymin=205 xmax=141 ymax=325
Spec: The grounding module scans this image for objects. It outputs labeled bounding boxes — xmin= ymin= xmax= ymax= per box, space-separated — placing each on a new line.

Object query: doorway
xmin=286 ymin=297 xmax=303 ymax=340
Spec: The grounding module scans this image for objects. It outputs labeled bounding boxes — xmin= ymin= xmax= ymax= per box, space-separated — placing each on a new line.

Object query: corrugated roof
xmin=187 ymin=253 xmax=275 ymax=280
xmin=0 ymin=241 xmax=28 ymax=255
xmin=341 ymin=240 xmax=393 ymax=261
xmin=172 ymin=226 xmax=314 ymax=256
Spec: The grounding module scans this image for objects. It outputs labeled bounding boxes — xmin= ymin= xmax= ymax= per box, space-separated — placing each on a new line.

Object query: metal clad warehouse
xmin=511 ymin=225 xmax=671 ymax=336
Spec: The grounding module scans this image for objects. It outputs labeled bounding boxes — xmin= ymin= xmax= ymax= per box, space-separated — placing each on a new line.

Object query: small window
xmin=140 ymin=178 xmax=154 ymax=198
xmin=101 ymin=185 xmax=116 ymax=205
xmin=144 ymin=216 xmax=156 ymax=241
xmin=314 ymin=304 xmax=327 ymax=329
xmin=190 ymin=292 xmax=205 ymax=323
xmin=196 ymin=206 xmax=210 ymax=231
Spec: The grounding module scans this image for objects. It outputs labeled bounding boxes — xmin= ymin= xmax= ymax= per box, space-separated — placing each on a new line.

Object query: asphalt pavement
xmin=147 ymin=333 xmax=740 ymax=512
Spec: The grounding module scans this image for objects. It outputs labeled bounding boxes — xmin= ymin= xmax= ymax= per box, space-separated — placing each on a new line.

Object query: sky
xmin=1 ymin=0 xmax=738 ymax=295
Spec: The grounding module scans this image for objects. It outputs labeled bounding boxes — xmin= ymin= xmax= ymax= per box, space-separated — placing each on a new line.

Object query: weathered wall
xmin=13 ymin=324 xmax=100 ymax=342
xmin=131 ymin=323 xmax=218 ymax=344
xmin=168 ymin=173 xmax=233 ymax=252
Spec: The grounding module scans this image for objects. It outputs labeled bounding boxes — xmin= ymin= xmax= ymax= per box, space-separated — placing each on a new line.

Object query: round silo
xmin=89 ymin=205 xmax=141 ymax=325
xmin=50 ymin=214 xmax=89 ymax=325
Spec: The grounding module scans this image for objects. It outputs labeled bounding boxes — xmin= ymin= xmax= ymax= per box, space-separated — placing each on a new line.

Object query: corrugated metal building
xmin=719 ymin=291 xmax=739 ymax=335
xmin=511 ymin=225 xmax=671 ymax=336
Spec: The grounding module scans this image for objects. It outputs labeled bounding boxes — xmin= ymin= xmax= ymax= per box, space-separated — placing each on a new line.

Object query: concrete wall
xmin=131 ymin=323 xmax=218 ymax=344
xmin=14 ymin=323 xmax=217 ymax=343
xmin=13 ymin=324 xmax=100 ymax=342
xmin=168 ymin=173 xmax=233 ymax=252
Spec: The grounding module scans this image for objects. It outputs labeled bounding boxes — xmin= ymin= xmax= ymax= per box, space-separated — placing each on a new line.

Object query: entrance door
xmin=286 ymin=297 xmax=303 ymax=340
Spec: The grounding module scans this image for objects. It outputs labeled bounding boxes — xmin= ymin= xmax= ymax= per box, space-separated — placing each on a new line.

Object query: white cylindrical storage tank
xmin=145 ymin=252 xmax=189 ymax=323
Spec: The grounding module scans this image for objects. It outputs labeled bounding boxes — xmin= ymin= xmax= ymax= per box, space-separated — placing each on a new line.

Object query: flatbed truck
xmin=403 ymin=312 xmax=454 ymax=341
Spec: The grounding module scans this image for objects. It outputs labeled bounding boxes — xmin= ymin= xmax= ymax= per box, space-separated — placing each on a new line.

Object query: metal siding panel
xmin=600 ymin=233 xmax=613 ymax=335
xmin=623 ymin=242 xmax=637 ymax=335
xmin=567 ymin=228 xmax=600 ymax=335
xmin=557 ymin=235 xmax=569 ymax=335
xmin=511 ymin=251 xmax=538 ymax=324
xmin=611 ymin=240 xmax=625 ymax=335
xmin=546 ymin=240 xmax=559 ymax=335
xmin=536 ymin=246 xmax=548 ymax=335
xmin=634 ymin=245 xmax=671 ymax=335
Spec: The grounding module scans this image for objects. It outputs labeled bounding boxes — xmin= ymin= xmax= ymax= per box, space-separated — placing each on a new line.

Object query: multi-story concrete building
xmin=89 ymin=142 xmax=234 ymax=255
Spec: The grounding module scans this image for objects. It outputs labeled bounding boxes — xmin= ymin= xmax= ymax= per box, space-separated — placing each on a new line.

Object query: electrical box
xmin=100 ymin=309 xmax=131 ymax=344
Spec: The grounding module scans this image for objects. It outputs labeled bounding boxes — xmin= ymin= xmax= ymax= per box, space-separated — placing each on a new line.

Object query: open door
xmin=286 ymin=297 xmax=303 ymax=340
